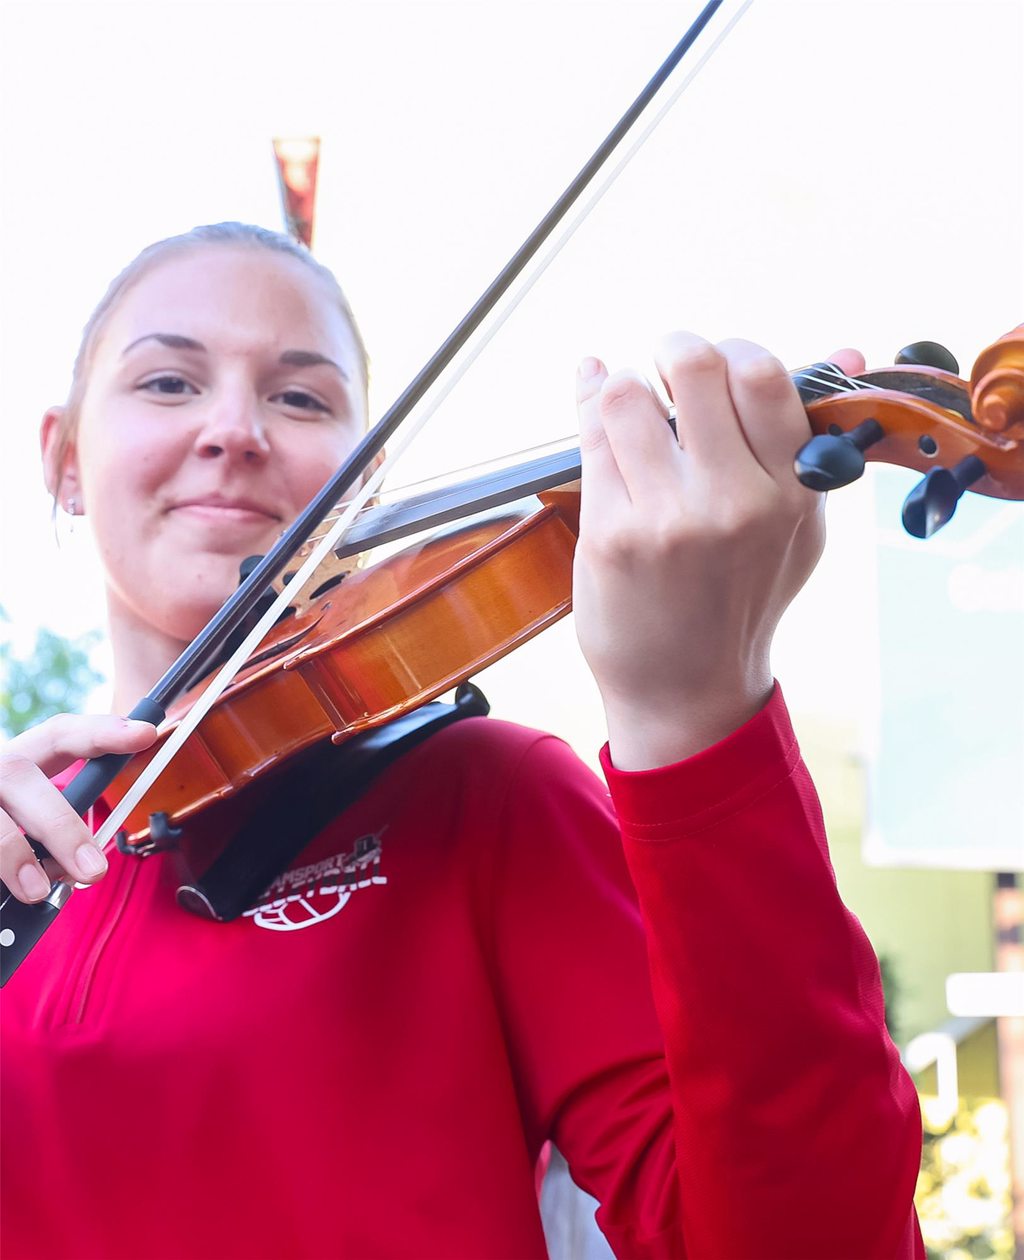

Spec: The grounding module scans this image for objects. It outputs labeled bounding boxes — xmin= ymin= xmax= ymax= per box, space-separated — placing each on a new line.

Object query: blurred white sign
xmin=864 ymin=468 xmax=1024 ymax=871
xmin=946 ymin=973 xmax=1024 ymax=1019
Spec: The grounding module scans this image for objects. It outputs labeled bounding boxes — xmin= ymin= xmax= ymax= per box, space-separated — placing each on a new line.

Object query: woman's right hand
xmin=0 ymin=715 xmax=158 ymax=903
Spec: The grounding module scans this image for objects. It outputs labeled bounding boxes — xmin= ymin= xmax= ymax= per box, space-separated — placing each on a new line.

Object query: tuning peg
xmin=901 ymin=455 xmax=987 ymax=538
xmin=794 ymin=419 xmax=885 ymax=491
xmin=895 ymin=341 xmax=960 ymax=374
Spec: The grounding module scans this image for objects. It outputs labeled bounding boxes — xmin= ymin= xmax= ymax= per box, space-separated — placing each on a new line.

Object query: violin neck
xmin=334 ymin=446 xmax=584 ymax=559
xmin=337 ymin=365 xmax=861 ymax=560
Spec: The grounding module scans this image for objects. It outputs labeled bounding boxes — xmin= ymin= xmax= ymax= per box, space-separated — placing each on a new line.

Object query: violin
xmin=96 ymin=325 xmax=1024 ymax=850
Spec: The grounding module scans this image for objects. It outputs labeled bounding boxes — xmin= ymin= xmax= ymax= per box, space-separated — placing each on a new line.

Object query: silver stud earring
xmin=67 ymin=497 xmax=77 ymax=516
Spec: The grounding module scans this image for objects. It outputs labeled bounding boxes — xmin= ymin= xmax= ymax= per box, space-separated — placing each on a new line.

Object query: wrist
xmin=602 ymin=677 xmax=775 ymax=770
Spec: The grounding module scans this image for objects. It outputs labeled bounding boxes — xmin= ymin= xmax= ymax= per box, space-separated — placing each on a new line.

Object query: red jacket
xmin=1 ymin=689 xmax=923 ymax=1258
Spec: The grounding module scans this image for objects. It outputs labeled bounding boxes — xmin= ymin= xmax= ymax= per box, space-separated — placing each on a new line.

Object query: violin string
xmin=799 ymin=370 xmax=873 ymax=393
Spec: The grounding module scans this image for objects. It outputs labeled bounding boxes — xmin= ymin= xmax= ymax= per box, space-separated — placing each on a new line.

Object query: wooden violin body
xmin=109 ymin=490 xmax=581 ymax=845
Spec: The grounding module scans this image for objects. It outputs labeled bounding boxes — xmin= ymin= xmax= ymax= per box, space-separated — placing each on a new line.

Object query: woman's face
xmin=47 ymin=245 xmax=367 ymax=644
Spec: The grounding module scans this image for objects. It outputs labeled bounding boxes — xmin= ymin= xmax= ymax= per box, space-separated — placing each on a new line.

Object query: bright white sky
xmin=0 ymin=0 xmax=1021 ymax=788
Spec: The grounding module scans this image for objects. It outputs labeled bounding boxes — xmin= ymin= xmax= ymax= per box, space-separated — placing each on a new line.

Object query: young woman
xmin=0 ymin=223 xmax=924 ymax=1259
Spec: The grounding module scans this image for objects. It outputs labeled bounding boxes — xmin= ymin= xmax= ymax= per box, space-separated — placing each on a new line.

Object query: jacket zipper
xmin=57 ymin=853 xmax=142 ymax=1027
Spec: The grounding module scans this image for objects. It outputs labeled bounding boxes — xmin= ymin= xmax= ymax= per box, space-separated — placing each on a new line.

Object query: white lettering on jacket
xmin=243 ymin=829 xmax=387 ymax=932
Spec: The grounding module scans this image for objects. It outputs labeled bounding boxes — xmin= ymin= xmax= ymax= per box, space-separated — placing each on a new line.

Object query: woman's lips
xmin=169 ymin=499 xmax=280 ymax=526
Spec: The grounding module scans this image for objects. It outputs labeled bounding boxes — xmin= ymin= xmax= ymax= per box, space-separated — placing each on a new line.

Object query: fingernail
xmin=75 ymin=843 xmax=108 ymax=877
xmin=578 ymin=356 xmax=603 ymax=380
xmin=17 ymin=863 xmax=51 ymax=901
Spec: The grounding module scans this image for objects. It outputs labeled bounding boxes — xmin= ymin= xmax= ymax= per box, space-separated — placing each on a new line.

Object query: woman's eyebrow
xmin=122 ymin=332 xmax=205 ymax=355
xmin=278 ymin=349 xmax=350 ymax=380
xmin=121 ymin=334 xmax=349 ymax=380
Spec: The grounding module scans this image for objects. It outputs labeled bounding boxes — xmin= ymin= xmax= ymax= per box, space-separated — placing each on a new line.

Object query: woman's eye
xmin=275 ymin=390 xmax=330 ymax=413
xmin=139 ymin=375 xmax=197 ymax=396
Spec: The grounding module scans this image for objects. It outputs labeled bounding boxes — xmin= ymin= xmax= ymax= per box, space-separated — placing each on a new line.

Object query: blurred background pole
xmin=272 ymin=137 xmax=320 ymax=248
xmin=995 ymin=872 xmax=1024 ymax=1257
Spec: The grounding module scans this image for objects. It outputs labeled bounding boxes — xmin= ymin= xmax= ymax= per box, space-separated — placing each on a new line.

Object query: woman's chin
xmin=171 ymin=590 xmax=246 ymax=643
xmin=109 ymin=577 xmax=241 ymax=648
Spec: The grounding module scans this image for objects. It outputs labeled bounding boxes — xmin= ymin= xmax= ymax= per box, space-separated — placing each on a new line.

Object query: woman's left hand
xmin=574 ymin=332 xmax=865 ymax=770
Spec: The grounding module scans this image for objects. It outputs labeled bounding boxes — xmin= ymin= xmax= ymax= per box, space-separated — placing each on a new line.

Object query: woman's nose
xmin=193 ymin=396 xmax=271 ymax=463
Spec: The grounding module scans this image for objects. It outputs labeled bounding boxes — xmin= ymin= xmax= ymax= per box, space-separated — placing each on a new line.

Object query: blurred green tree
xmin=0 ymin=609 xmax=102 ymax=737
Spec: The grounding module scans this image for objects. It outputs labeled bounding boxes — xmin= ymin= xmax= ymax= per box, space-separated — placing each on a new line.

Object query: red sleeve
xmin=600 ymin=685 xmax=925 ymax=1259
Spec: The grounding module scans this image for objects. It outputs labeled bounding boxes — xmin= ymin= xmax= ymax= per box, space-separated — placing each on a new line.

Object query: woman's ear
xmin=40 ymin=405 xmax=81 ymax=511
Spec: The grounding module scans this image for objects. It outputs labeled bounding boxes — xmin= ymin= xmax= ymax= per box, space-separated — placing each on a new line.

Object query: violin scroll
xmin=970 ymin=324 xmax=1024 ymax=439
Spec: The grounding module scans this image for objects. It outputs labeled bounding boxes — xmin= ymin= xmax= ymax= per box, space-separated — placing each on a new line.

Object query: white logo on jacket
xmin=243 ymin=830 xmax=386 ymax=932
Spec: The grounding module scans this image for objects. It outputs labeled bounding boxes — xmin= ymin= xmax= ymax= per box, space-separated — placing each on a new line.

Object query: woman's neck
xmin=105 ymin=590 xmax=193 ymax=716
